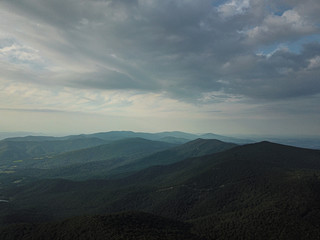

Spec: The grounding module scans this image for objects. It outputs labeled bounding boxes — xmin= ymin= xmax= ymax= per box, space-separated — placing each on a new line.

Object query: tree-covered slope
xmin=0 ymin=212 xmax=203 ymax=240
xmin=1 ymin=141 xmax=320 ymax=239
xmin=0 ymin=138 xmax=107 ymax=161
xmin=109 ymin=138 xmax=237 ymax=177
xmin=28 ymin=138 xmax=176 ymax=169
xmin=6 ymin=138 xmax=235 ymax=180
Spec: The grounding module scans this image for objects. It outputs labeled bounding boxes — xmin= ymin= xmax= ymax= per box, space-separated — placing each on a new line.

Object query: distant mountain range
xmin=26 ymin=137 xmax=177 ymax=169
xmin=0 ymin=137 xmax=319 ymax=239
xmin=0 ymin=130 xmax=249 ymax=178
xmin=3 ymin=130 xmax=252 ymax=144
xmin=0 ymin=138 xmax=237 ymax=181
xmin=0 ymin=132 xmax=44 ymax=141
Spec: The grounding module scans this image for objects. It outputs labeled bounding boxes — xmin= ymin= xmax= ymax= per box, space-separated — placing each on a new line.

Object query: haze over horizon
xmin=1 ymin=0 xmax=320 ymax=136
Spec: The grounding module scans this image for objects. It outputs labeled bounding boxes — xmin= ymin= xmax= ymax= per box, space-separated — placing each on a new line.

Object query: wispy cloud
xmin=0 ymin=0 xmax=319 ymax=135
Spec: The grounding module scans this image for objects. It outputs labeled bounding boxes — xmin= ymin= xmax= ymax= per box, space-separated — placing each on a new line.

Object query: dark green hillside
xmin=10 ymin=139 xmax=234 ymax=180
xmin=30 ymin=138 xmax=176 ymax=169
xmin=1 ymin=141 xmax=320 ymax=239
xmin=126 ymin=141 xmax=320 ymax=186
xmin=0 ymin=212 xmax=203 ymax=240
xmin=120 ymin=141 xmax=320 ymax=239
xmin=109 ymin=138 xmax=237 ymax=177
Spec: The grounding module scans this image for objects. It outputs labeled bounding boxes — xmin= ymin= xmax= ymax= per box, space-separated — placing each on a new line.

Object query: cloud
xmin=245 ymin=9 xmax=317 ymax=46
xmin=221 ymin=42 xmax=320 ymax=99
xmin=286 ymin=0 xmax=320 ymax=22
xmin=217 ymin=0 xmax=250 ymax=18
xmin=0 ymin=0 xmax=319 ymax=115
xmin=308 ymin=55 xmax=320 ymax=69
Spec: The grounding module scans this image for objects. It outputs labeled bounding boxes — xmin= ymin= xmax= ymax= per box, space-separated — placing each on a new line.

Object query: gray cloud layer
xmin=1 ymin=0 xmax=320 ymax=103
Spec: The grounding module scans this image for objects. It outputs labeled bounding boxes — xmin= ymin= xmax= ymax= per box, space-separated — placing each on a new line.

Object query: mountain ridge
xmin=29 ymin=137 xmax=177 ymax=169
xmin=3 ymin=131 xmax=252 ymax=145
xmin=1 ymin=140 xmax=320 ymax=239
xmin=107 ymin=138 xmax=237 ymax=178
xmin=1 ymin=138 xmax=237 ymax=181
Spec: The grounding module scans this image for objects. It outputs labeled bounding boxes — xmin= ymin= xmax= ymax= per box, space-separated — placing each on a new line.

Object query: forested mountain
xmin=1 ymin=141 xmax=320 ymax=239
xmin=0 ymin=138 xmax=176 ymax=174
xmin=0 ymin=212 xmax=202 ymax=240
xmin=0 ymin=138 xmax=236 ymax=181
xmin=0 ymin=138 xmax=107 ymax=163
xmin=0 ymin=131 xmax=249 ymax=172
xmin=57 ymin=138 xmax=235 ymax=180
xmin=27 ymin=138 xmax=176 ymax=169
xmin=0 ymin=138 xmax=107 ymax=168
xmin=108 ymin=138 xmax=237 ymax=177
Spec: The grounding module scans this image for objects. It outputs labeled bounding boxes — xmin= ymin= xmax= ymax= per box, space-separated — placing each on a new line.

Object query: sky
xmin=0 ymin=0 xmax=320 ymax=136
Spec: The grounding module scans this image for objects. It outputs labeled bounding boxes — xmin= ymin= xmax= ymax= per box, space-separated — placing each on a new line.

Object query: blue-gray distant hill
xmin=8 ymin=138 xmax=237 ymax=181
xmin=0 ymin=138 xmax=107 ymax=164
xmin=3 ymin=130 xmax=252 ymax=145
xmin=29 ymin=138 xmax=176 ymax=169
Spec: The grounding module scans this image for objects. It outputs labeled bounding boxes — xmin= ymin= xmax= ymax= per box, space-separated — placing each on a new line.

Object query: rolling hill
xmin=1 ymin=141 xmax=320 ymax=239
xmin=26 ymin=138 xmax=177 ymax=169
xmin=1 ymin=138 xmax=236 ymax=181
xmin=108 ymin=138 xmax=237 ymax=178
xmin=0 ymin=138 xmax=107 ymax=165
xmin=4 ymin=131 xmax=252 ymax=145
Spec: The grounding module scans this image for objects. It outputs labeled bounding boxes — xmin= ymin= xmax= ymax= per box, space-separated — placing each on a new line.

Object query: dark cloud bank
xmin=2 ymin=0 xmax=320 ymax=103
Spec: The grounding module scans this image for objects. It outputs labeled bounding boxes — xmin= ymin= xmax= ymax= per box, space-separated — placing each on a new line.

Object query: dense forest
xmin=0 ymin=131 xmax=319 ymax=239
